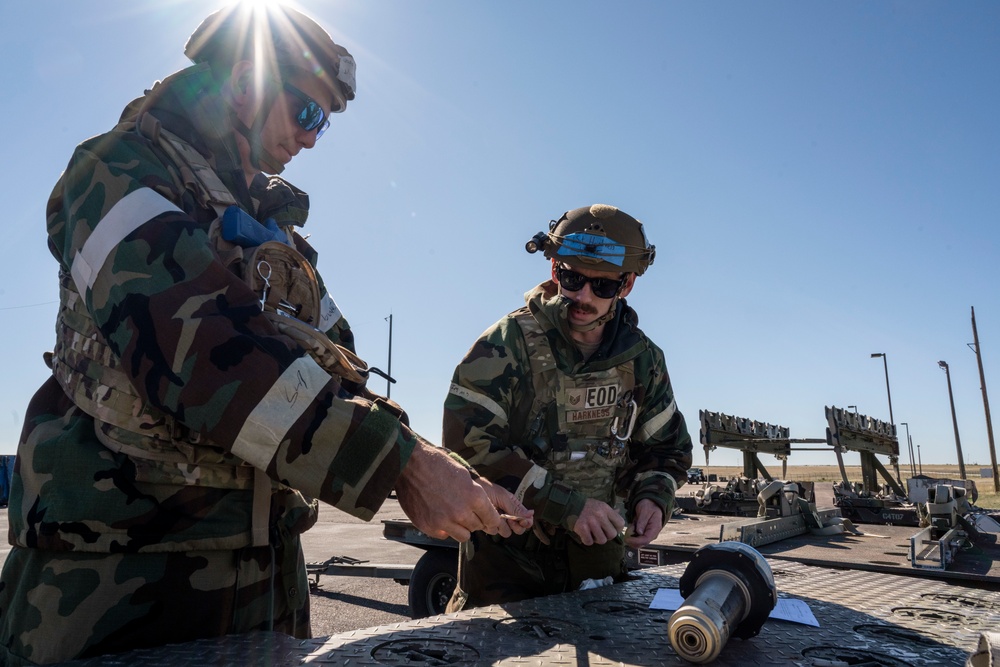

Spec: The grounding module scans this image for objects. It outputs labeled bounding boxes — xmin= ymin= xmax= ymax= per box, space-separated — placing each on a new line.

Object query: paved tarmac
xmin=298 ymin=498 xmax=431 ymax=636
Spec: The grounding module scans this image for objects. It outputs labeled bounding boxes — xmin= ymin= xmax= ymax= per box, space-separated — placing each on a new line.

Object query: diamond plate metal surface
xmin=70 ymin=561 xmax=996 ymax=666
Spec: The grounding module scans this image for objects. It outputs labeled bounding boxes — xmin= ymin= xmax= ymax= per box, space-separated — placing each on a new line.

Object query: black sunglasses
xmin=283 ymin=83 xmax=331 ymax=139
xmin=555 ymin=266 xmax=625 ymax=299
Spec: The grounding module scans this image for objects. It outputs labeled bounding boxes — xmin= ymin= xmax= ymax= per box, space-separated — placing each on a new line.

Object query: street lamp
xmin=870 ymin=353 xmax=895 ymax=426
xmin=900 ymin=422 xmax=915 ymax=478
xmin=938 ymin=361 xmax=967 ymax=480
xmin=368 ymin=314 xmax=397 ymax=399
xmin=385 ymin=313 xmax=393 ymax=398
xmin=870 ymin=353 xmax=901 ymax=484
xmin=970 ymin=306 xmax=999 ymax=493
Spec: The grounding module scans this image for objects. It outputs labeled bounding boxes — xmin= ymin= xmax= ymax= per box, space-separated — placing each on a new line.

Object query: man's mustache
xmin=568 ymin=300 xmax=599 ymax=315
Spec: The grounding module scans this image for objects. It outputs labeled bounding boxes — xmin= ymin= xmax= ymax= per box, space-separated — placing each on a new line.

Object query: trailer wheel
xmin=408 ymin=549 xmax=457 ymax=619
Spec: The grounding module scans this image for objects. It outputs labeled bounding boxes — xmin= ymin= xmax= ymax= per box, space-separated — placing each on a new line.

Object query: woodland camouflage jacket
xmin=9 ymin=64 xmax=418 ymax=553
xmin=443 ymin=281 xmax=693 ymax=530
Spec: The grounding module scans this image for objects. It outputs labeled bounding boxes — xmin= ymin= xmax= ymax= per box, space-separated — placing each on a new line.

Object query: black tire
xmin=407 ymin=548 xmax=457 ymax=619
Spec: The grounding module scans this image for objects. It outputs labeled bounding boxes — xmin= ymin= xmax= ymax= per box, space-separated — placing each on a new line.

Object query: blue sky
xmin=1 ymin=1 xmax=998 ymax=474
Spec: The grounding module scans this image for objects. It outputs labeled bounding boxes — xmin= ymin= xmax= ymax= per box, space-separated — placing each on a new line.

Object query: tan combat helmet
xmin=184 ymin=2 xmax=356 ymax=173
xmin=185 ymin=2 xmax=355 ymax=109
xmin=527 ymin=204 xmax=656 ymax=276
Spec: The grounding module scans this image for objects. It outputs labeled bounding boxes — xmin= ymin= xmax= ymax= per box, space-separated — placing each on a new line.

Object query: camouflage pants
xmin=0 ymin=538 xmax=309 ymax=665
xmin=446 ymin=529 xmax=627 ymax=613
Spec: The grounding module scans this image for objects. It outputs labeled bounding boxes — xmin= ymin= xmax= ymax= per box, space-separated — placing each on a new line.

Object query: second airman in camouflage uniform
xmin=0 ymin=4 xmax=529 ymax=664
xmin=444 ymin=204 xmax=692 ymax=611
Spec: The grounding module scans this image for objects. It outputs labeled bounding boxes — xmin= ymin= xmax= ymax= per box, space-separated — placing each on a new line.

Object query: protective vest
xmin=48 ymin=112 xmax=367 ymax=546
xmin=515 ymin=311 xmax=637 ymax=506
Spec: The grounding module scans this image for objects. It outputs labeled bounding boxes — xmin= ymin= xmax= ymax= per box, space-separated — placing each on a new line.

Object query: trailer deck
xmin=60 ymin=489 xmax=1000 ymax=665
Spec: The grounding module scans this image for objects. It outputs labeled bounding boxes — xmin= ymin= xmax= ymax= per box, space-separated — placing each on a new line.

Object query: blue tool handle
xmin=221 ymin=206 xmax=284 ymax=247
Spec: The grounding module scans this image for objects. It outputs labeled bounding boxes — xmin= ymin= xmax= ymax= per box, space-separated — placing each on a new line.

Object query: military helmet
xmin=185 ymin=2 xmax=356 ymax=112
xmin=527 ymin=204 xmax=656 ymax=275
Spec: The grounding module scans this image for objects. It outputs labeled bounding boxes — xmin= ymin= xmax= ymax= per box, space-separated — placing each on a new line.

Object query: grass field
xmin=692 ymin=463 xmax=1000 ymax=509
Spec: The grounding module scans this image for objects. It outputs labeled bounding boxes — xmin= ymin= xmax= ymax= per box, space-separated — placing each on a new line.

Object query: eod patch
xmin=565 ymin=383 xmax=620 ymax=423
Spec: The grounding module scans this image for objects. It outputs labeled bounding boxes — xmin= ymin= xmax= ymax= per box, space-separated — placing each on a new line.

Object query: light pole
xmin=385 ymin=313 xmax=393 ymax=398
xmin=900 ymin=422 xmax=915 ymax=478
xmin=368 ymin=315 xmax=398 ymax=398
xmin=970 ymin=306 xmax=999 ymax=493
xmin=938 ymin=360 xmax=967 ymax=480
xmin=870 ymin=353 xmax=895 ymax=426
xmin=871 ymin=353 xmax=901 ymax=484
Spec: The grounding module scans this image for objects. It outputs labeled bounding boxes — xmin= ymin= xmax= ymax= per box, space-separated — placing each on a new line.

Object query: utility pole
xmin=871 ymin=353 xmax=900 ymax=484
xmin=910 ymin=434 xmax=917 ymax=475
xmin=938 ymin=360 xmax=967 ymax=480
xmin=385 ymin=313 xmax=393 ymax=398
xmin=971 ymin=306 xmax=999 ymax=492
xmin=870 ymin=353 xmax=895 ymax=426
xmin=900 ymin=422 xmax=915 ymax=478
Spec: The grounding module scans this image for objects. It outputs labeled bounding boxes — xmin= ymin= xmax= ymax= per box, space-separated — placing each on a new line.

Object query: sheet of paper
xmin=649 ymin=588 xmax=820 ymax=627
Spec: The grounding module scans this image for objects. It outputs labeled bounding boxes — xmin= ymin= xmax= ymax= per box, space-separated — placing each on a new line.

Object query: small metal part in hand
xmin=498 ymin=513 xmax=530 ymax=521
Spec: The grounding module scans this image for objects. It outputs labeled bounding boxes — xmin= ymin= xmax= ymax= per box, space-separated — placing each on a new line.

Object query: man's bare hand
xmin=569 ymin=498 xmax=626 ymax=546
xmin=395 ymin=441 xmax=529 ymax=542
xmin=625 ymin=498 xmax=664 ymax=548
xmin=476 ymin=477 xmax=533 ymax=535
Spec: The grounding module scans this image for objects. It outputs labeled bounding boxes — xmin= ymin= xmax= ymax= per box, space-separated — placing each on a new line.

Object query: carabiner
xmin=256 ymin=261 xmax=272 ymax=310
xmin=611 ymin=398 xmax=638 ymax=442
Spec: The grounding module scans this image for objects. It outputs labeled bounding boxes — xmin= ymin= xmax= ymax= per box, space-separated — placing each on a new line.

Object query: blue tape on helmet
xmin=556 ymin=232 xmax=625 ymax=266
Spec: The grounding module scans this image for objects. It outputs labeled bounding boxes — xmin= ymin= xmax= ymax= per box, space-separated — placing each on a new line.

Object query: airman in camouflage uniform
xmin=444 ymin=204 xmax=692 ymax=611
xmin=0 ymin=4 xmax=529 ymax=664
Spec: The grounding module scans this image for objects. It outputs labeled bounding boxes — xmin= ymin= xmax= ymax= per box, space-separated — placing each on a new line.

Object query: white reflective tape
xmin=636 ymin=399 xmax=677 ymax=442
xmin=318 ymin=291 xmax=343 ymax=333
xmin=448 ymin=382 xmax=508 ymax=422
xmin=232 ymin=355 xmax=330 ymax=469
xmin=515 ymin=464 xmax=549 ymax=503
xmin=70 ymin=188 xmax=183 ymax=294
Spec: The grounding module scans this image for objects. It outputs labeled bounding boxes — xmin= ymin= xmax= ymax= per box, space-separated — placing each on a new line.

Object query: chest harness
xmin=48 ymin=113 xmax=371 ymax=547
xmin=515 ymin=311 xmax=638 ymax=507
